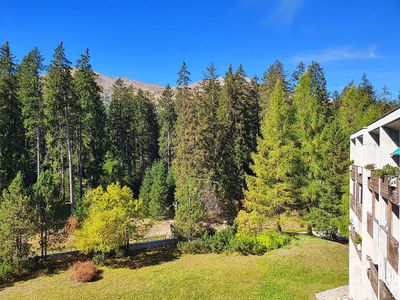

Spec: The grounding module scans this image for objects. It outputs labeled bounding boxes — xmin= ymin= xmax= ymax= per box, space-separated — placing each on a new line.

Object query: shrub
xmin=209 ymin=227 xmax=235 ymax=253
xmin=65 ymin=217 xmax=79 ymax=235
xmin=70 ymin=261 xmax=98 ymax=283
xmin=0 ymin=260 xmax=15 ymax=283
xmin=177 ymin=235 xmax=211 ymax=254
xmin=232 ymin=231 xmax=291 ymax=255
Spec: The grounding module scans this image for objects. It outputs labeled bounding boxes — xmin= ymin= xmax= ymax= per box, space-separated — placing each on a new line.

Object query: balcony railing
xmin=379 ymin=280 xmax=395 ymax=300
xmin=380 ymin=176 xmax=400 ymax=205
xmin=368 ymin=170 xmax=379 ymax=194
xmin=388 ymin=233 xmax=399 ymax=273
xmin=351 ymin=165 xmax=363 ymax=184
xmin=350 ymin=225 xmax=362 ymax=260
xmin=367 ymin=260 xmax=378 ymax=297
xmin=350 ymin=194 xmax=362 ymax=222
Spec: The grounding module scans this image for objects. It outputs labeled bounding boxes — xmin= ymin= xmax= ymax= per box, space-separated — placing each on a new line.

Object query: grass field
xmin=0 ymin=235 xmax=348 ymax=300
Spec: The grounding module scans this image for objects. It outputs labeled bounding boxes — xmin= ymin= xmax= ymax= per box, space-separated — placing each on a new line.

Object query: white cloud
xmin=269 ymin=0 xmax=305 ymax=27
xmin=294 ymin=45 xmax=379 ymax=63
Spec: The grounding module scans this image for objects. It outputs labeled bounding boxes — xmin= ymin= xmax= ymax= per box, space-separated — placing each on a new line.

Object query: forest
xmin=0 ymin=40 xmax=395 ymax=279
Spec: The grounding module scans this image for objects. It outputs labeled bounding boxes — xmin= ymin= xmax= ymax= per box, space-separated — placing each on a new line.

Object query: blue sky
xmin=1 ymin=0 xmax=400 ymax=96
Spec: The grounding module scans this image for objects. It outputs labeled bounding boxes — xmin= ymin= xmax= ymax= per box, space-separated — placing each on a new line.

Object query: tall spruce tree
xmin=74 ymin=49 xmax=106 ymax=195
xmin=107 ymin=79 xmax=136 ymax=186
xmin=307 ymin=61 xmax=330 ymax=119
xmin=259 ymin=60 xmax=288 ymax=114
xmin=158 ymin=85 xmax=176 ymax=170
xmin=132 ymin=89 xmax=158 ymax=184
xmin=44 ymin=42 xmax=77 ymax=212
xmin=0 ymin=42 xmax=25 ymax=190
xmin=242 ymin=80 xmax=298 ymax=230
xmin=17 ymin=47 xmax=45 ymax=182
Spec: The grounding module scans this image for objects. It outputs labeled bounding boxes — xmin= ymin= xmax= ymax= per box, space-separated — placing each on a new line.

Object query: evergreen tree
xmin=74 ymin=49 xmax=106 ymax=194
xmin=44 ymin=42 xmax=77 ymax=212
xmin=139 ymin=161 xmax=170 ymax=218
xmin=133 ymin=89 xmax=158 ymax=183
xmin=158 ymin=85 xmax=176 ymax=170
xmin=0 ymin=172 xmax=33 ymax=260
xmin=241 ymin=80 xmax=298 ymax=230
xmin=307 ymin=61 xmax=330 ymax=118
xmin=307 ymin=121 xmax=349 ymax=238
xmin=259 ymin=60 xmax=288 ymax=114
xmin=33 ymin=170 xmax=64 ymax=259
xmin=17 ymin=47 xmax=45 ymax=182
xmin=290 ymin=61 xmax=305 ymax=90
xmin=292 ymin=72 xmax=326 ymax=232
xmin=0 ymin=42 xmax=25 ymax=190
xmin=107 ymin=79 xmax=136 ymax=186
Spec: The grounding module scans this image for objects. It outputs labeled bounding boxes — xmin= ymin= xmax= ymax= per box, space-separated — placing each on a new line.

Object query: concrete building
xmin=350 ymin=107 xmax=400 ymax=300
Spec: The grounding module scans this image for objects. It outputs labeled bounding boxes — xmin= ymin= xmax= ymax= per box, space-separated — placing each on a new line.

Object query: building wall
xmin=349 ymin=109 xmax=400 ymax=300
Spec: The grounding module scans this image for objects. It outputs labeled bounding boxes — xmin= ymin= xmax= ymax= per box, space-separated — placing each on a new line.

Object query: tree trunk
xmin=78 ymin=119 xmax=83 ymax=200
xmin=64 ymin=106 xmax=74 ymax=214
xmin=36 ymin=126 xmax=41 ymax=180
xmin=60 ymin=146 xmax=65 ymax=202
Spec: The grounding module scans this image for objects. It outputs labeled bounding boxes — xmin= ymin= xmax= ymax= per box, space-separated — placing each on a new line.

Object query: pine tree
xmin=74 ymin=49 xmax=106 ymax=194
xmin=44 ymin=42 xmax=77 ymax=212
xmin=158 ymin=85 xmax=176 ymax=170
xmin=0 ymin=42 xmax=25 ymax=190
xmin=241 ymin=80 xmax=298 ymax=230
xmin=17 ymin=47 xmax=45 ymax=182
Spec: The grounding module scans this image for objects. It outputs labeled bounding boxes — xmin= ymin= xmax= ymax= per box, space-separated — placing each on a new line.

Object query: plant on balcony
xmin=364 ymin=164 xmax=376 ymax=170
xmin=354 ymin=232 xmax=362 ymax=244
xmin=375 ymin=164 xmax=400 ymax=178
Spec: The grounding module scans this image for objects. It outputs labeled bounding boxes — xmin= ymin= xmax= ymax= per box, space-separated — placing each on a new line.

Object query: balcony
xmin=379 ymin=280 xmax=395 ymax=300
xmin=350 ymin=225 xmax=362 ymax=260
xmin=368 ymin=170 xmax=379 ymax=194
xmin=367 ymin=212 xmax=375 ymax=237
xmin=350 ymin=194 xmax=362 ymax=222
xmin=387 ymin=233 xmax=399 ymax=273
xmin=351 ymin=165 xmax=363 ymax=184
xmin=367 ymin=260 xmax=378 ymax=297
xmin=380 ymin=176 xmax=400 ymax=205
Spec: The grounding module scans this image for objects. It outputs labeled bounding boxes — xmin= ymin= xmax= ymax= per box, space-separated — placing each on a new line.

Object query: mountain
xmin=95 ymin=72 xmax=228 ymax=101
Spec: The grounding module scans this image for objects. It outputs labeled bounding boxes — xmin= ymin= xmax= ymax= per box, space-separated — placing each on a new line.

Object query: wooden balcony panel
xmin=367 ymin=212 xmax=373 ymax=238
xmin=349 ymin=226 xmax=362 ymax=260
xmin=367 ymin=261 xmax=378 ymax=297
xmin=355 ymin=202 xmax=362 ymax=222
xmin=381 ymin=176 xmax=400 ymax=205
xmin=350 ymin=194 xmax=355 ymax=213
xmin=379 ymin=279 xmax=396 ymax=300
xmin=351 ymin=165 xmax=356 ymax=181
xmin=368 ymin=171 xmax=379 ymax=194
xmin=387 ymin=234 xmax=399 ymax=273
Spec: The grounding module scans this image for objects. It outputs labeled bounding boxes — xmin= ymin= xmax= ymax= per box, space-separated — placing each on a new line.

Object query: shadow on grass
xmin=105 ymin=248 xmax=180 ymax=270
xmin=0 ymin=257 xmax=74 ymax=291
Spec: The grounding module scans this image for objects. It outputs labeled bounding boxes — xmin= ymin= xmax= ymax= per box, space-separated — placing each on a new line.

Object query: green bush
xmin=0 ymin=260 xmax=15 ymax=283
xmin=177 ymin=228 xmax=290 ymax=255
xmin=232 ymin=231 xmax=290 ymax=255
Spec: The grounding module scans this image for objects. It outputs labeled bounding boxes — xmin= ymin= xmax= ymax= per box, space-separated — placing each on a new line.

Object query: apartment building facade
xmin=350 ymin=108 xmax=400 ymax=300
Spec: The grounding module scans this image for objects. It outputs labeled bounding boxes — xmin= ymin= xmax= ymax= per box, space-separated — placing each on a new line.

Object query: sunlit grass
xmin=0 ymin=235 xmax=348 ymax=300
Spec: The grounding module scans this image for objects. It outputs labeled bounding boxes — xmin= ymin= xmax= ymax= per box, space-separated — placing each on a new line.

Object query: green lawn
xmin=0 ymin=235 xmax=348 ymax=300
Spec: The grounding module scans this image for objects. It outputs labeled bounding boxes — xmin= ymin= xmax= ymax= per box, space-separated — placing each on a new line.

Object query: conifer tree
xmin=158 ymin=85 xmax=176 ymax=170
xmin=132 ymin=89 xmax=158 ymax=183
xmin=44 ymin=42 xmax=77 ymax=212
xmin=307 ymin=61 xmax=330 ymax=118
xmin=0 ymin=172 xmax=33 ymax=260
xmin=292 ymin=72 xmax=326 ymax=232
xmin=0 ymin=42 xmax=25 ymax=189
xmin=74 ymin=49 xmax=106 ymax=194
xmin=241 ymin=80 xmax=298 ymax=230
xmin=107 ymin=79 xmax=136 ymax=186
xmin=17 ymin=47 xmax=45 ymax=182
xmin=290 ymin=61 xmax=305 ymax=91
xmin=259 ymin=60 xmax=288 ymax=114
